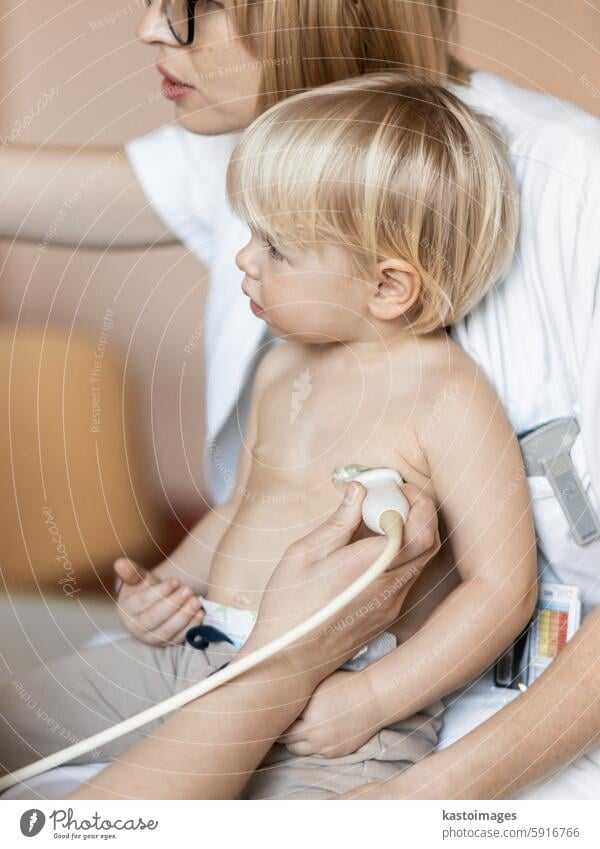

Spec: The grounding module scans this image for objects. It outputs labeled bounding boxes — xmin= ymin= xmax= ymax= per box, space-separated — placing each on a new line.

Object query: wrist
xmin=240 ymin=640 xmax=325 ymax=697
xmin=243 ymin=619 xmax=342 ymax=690
xmin=389 ymin=745 xmax=495 ymax=800
xmin=364 ymin=650 xmax=425 ymax=727
xmin=433 ymin=746 xmax=500 ymax=800
xmin=363 ymin=665 xmax=390 ymax=730
xmin=405 ymin=750 xmax=472 ymax=800
xmin=231 ymin=653 xmax=318 ymax=733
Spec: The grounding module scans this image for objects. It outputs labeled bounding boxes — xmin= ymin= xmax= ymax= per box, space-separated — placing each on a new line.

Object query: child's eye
xmin=263 ymin=237 xmax=285 ymax=263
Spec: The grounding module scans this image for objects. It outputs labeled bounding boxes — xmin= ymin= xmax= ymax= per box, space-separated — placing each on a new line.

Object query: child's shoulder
xmin=399 ymin=333 xmax=502 ymax=427
xmin=252 ymin=340 xmax=307 ymax=393
xmin=397 ymin=330 xmax=481 ymax=381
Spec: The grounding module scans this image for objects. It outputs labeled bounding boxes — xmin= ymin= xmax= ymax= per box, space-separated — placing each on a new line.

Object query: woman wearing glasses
xmin=2 ymin=1 xmax=600 ymax=800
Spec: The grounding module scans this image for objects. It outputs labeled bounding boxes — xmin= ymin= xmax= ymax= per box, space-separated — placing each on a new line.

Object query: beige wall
xmin=0 ymin=0 xmax=210 ymax=519
xmin=457 ymin=0 xmax=600 ymax=116
xmin=0 ymin=1 xmax=598 ymax=520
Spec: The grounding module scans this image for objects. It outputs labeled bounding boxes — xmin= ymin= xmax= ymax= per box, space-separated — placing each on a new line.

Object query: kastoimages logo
xmin=19 ymin=809 xmax=46 ymax=837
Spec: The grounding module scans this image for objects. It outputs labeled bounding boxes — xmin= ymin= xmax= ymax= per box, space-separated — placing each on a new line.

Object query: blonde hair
xmin=223 ymin=0 xmax=468 ymax=111
xmin=227 ymin=73 xmax=519 ymax=333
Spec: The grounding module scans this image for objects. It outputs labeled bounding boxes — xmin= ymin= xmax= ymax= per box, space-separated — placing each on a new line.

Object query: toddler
xmin=0 ymin=73 xmax=536 ymax=799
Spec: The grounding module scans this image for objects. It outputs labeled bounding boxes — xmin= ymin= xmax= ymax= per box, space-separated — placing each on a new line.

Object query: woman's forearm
xmin=69 ymin=654 xmax=316 ymax=800
xmin=367 ymin=576 xmax=535 ymax=724
xmin=0 ymin=144 xmax=172 ymax=248
xmin=385 ymin=603 xmax=600 ymax=799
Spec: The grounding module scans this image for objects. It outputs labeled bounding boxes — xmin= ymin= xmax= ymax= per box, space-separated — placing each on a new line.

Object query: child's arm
xmin=284 ymin=354 xmax=537 ymax=757
xmin=149 ymin=495 xmax=244 ymax=593
xmin=113 ymin=501 xmax=242 ymax=645
xmin=114 ymin=355 xmax=266 ymax=645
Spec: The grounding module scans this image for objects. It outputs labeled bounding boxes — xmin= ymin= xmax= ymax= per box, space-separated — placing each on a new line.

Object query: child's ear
xmin=366 ymin=258 xmax=422 ymax=322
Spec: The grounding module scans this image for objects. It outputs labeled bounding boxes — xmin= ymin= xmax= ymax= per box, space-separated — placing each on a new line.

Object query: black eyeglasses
xmin=144 ymin=0 xmax=199 ymax=47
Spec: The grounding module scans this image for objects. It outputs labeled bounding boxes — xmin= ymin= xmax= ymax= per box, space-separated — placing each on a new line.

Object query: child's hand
xmin=114 ymin=558 xmax=204 ymax=646
xmin=281 ymin=670 xmax=381 ymax=759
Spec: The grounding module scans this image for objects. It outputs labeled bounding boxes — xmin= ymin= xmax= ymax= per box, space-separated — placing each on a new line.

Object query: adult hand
xmin=282 ymin=668 xmax=380 ymax=758
xmin=243 ymin=481 xmax=440 ymax=689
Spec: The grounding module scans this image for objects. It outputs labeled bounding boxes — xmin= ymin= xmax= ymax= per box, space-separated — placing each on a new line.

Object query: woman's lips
xmin=158 ymin=67 xmax=195 ymax=101
xmin=250 ymin=300 xmax=265 ymax=317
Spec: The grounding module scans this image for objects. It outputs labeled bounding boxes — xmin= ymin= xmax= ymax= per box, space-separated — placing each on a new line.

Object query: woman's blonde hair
xmin=227 ymin=73 xmax=519 ymax=333
xmin=223 ymin=0 xmax=467 ymax=111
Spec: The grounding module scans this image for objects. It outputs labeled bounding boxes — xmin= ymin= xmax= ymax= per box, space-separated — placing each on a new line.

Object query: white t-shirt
xmin=126 ymin=70 xmax=600 ymax=615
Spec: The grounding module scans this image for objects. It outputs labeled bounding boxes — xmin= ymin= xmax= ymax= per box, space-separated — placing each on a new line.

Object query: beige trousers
xmin=243 ymin=702 xmax=443 ymax=799
xmin=0 ymin=637 xmax=442 ymax=799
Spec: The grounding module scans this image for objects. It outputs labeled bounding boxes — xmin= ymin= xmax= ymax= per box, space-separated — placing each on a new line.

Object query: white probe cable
xmin=0 ymin=503 xmax=407 ymax=791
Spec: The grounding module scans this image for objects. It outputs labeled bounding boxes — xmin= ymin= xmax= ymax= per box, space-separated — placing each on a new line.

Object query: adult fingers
xmin=397 ymin=484 xmax=440 ymax=563
xmin=315 ymin=534 xmax=427 ymax=635
xmin=288 ymin=483 xmax=438 ymax=572
xmin=322 ymin=533 xmax=391 ymax=577
xmin=287 ymin=483 xmax=366 ymax=563
xmin=340 ymin=533 xmax=426 ymax=594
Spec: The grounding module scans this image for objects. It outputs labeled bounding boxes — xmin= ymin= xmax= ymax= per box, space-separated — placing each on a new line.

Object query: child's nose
xmin=236 ymin=245 xmax=260 ymax=279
